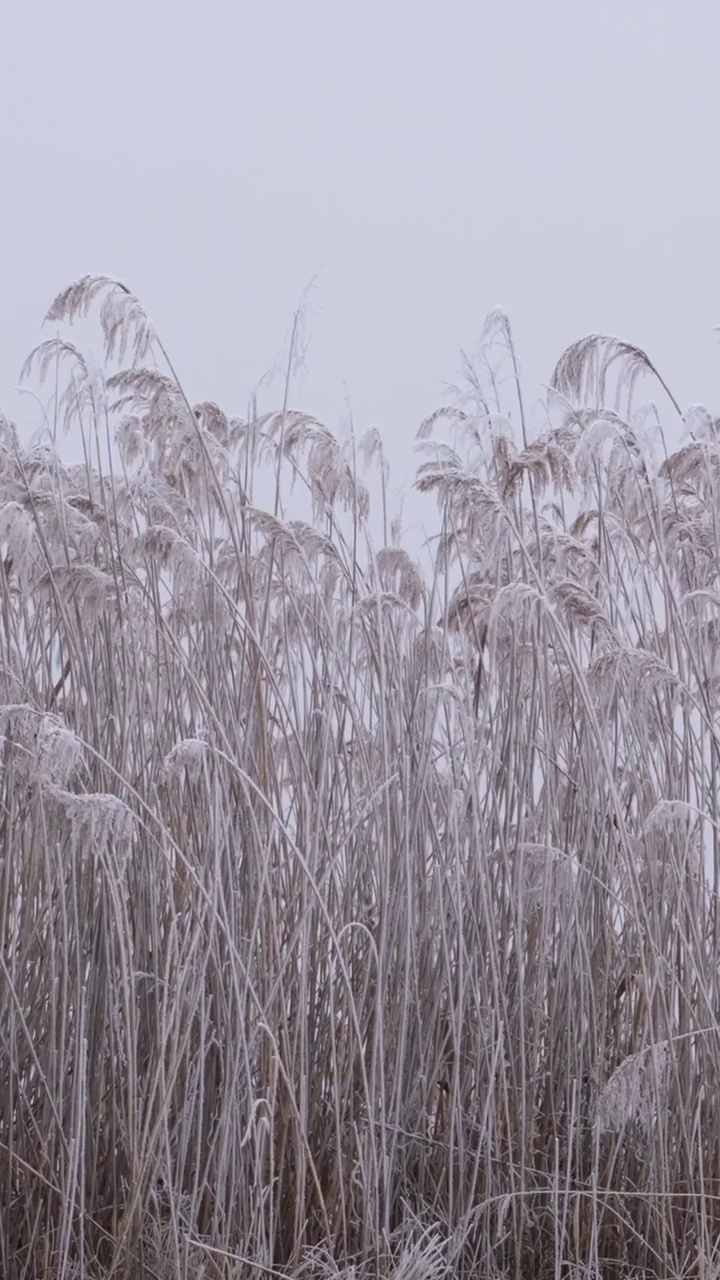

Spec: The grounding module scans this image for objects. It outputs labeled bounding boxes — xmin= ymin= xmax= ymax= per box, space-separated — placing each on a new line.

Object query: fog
xmin=2 ymin=0 xmax=719 ymax=472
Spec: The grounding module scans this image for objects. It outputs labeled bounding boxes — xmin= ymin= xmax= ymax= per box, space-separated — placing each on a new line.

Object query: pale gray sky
xmin=2 ymin=0 xmax=719 ymax=473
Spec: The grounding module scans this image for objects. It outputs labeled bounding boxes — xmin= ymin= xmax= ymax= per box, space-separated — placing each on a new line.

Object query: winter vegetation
xmin=2 ymin=277 xmax=720 ymax=1279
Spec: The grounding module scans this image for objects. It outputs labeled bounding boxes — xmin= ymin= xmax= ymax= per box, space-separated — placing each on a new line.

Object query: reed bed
xmin=1 ymin=278 xmax=720 ymax=1280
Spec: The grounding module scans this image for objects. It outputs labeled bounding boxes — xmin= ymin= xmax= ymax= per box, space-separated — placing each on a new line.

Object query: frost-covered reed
xmin=1 ymin=278 xmax=720 ymax=1279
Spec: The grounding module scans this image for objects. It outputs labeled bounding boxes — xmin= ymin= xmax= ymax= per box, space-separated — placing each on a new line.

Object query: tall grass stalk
xmin=1 ymin=278 xmax=720 ymax=1279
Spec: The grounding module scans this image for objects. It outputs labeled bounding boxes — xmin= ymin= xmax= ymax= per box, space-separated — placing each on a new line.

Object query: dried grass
xmin=1 ymin=278 xmax=720 ymax=1279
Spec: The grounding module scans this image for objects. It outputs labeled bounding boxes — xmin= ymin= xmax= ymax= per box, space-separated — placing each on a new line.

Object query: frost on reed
xmin=2 ymin=279 xmax=720 ymax=1279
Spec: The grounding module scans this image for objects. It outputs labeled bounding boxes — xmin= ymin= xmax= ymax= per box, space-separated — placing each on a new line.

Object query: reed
xmin=1 ymin=277 xmax=719 ymax=1280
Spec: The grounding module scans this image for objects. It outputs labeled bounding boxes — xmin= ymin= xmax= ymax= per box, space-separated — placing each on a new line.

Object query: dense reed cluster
xmin=2 ymin=278 xmax=720 ymax=1279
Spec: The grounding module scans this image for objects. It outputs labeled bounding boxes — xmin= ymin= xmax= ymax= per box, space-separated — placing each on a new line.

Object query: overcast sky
xmin=2 ymin=0 xmax=719 ymax=476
